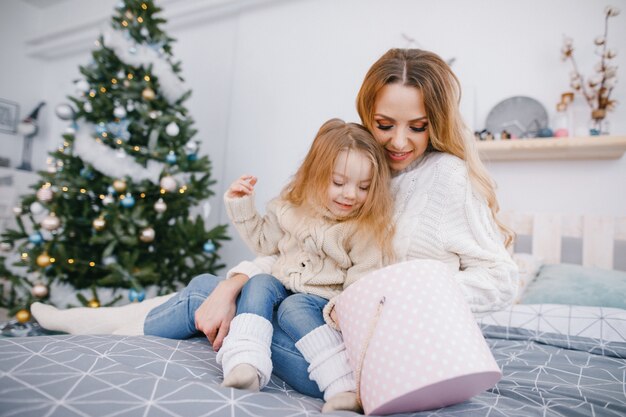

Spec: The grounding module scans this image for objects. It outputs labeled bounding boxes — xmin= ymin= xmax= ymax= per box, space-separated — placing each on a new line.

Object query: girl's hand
xmin=226 ymin=175 xmax=257 ymax=198
xmin=194 ymin=274 xmax=249 ymax=351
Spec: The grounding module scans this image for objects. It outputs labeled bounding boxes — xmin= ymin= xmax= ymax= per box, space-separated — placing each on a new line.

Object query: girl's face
xmin=372 ymin=83 xmax=429 ymax=172
xmin=327 ymin=149 xmax=373 ymax=218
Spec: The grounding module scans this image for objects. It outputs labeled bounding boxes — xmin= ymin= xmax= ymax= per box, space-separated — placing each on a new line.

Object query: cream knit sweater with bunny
xmin=230 ymin=152 xmax=518 ymax=314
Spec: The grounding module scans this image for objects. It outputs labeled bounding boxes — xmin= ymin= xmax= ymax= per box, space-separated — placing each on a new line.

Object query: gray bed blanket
xmin=0 ymin=324 xmax=625 ymax=417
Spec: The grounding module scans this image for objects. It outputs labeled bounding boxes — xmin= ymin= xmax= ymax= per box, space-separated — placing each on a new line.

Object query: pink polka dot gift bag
xmin=334 ymin=259 xmax=502 ymax=415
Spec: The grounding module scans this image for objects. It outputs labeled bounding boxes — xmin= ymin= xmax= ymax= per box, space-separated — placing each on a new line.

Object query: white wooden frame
xmin=501 ymin=212 xmax=626 ymax=270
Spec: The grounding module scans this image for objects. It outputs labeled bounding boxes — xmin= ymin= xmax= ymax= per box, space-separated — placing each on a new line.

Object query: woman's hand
xmin=194 ymin=273 xmax=249 ymax=351
xmin=226 ymin=175 xmax=257 ymax=198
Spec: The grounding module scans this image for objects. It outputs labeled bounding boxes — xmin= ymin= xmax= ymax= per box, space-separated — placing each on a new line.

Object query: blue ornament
xmin=95 ymin=122 xmax=107 ymax=136
xmin=80 ymin=167 xmax=95 ymax=180
xmin=128 ymin=288 xmax=146 ymax=302
xmin=107 ymin=185 xmax=117 ymax=195
xmin=107 ymin=119 xmax=131 ymax=141
xmin=28 ymin=233 xmax=43 ymax=245
xmin=166 ymin=151 xmax=177 ymax=164
xmin=187 ymin=153 xmax=198 ymax=162
xmin=203 ymin=240 xmax=216 ymax=254
xmin=121 ymin=193 xmax=135 ymax=208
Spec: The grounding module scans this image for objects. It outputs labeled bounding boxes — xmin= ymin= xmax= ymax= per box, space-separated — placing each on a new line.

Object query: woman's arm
xmin=443 ymin=167 xmax=518 ymax=313
xmin=194 ymin=273 xmax=249 ymax=351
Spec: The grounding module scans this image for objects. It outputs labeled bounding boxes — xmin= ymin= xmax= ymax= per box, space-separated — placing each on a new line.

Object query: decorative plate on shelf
xmin=485 ymin=96 xmax=548 ymax=138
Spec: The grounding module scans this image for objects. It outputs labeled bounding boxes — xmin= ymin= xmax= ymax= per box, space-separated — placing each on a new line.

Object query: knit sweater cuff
xmin=295 ymin=324 xmax=344 ymax=361
xmin=227 ymin=260 xmax=265 ymax=279
xmin=224 ymin=193 xmax=257 ymax=222
xmin=322 ymin=298 xmax=340 ymax=331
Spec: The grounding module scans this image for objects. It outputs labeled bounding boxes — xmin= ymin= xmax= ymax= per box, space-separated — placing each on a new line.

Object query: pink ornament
xmin=41 ymin=213 xmax=61 ymax=231
xmin=335 ymin=260 xmax=501 ymax=415
xmin=36 ymin=187 xmax=54 ymax=203
xmin=160 ymin=176 xmax=177 ymax=192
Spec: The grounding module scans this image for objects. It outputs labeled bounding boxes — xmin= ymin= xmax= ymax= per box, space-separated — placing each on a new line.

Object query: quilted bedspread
xmin=0 ymin=305 xmax=625 ymax=417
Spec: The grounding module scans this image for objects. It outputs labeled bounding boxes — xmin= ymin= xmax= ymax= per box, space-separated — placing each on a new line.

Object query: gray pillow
xmin=520 ymin=263 xmax=626 ymax=309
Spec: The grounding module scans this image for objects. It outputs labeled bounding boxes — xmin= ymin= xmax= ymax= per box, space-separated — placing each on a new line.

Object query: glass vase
xmin=589 ymin=109 xmax=610 ymax=136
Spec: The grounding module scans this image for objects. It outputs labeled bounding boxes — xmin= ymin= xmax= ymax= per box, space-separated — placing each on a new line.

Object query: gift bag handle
xmin=355 ymin=296 xmax=386 ymax=408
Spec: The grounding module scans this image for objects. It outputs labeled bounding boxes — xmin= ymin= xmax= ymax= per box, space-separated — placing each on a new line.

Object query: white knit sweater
xmin=229 ymin=151 xmax=518 ymax=314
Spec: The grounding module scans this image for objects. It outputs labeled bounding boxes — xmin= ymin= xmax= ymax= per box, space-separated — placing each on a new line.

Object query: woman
xmin=33 ymin=48 xmax=517 ymax=402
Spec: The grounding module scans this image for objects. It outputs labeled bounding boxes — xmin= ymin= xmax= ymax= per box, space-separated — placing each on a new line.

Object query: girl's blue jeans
xmin=144 ymin=273 xmax=327 ymax=399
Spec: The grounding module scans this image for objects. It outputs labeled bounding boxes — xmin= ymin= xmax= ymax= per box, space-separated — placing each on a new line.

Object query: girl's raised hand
xmin=226 ymin=175 xmax=257 ymax=198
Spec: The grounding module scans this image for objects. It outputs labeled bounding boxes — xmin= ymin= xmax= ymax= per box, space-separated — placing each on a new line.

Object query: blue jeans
xmin=143 ymin=273 xmax=324 ymax=398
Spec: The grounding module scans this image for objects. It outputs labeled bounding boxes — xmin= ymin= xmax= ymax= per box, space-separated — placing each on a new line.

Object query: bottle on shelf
xmin=553 ymin=101 xmax=569 ymax=138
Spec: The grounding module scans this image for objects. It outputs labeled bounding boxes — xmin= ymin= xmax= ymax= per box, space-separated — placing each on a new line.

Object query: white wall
xmin=1 ymin=0 xmax=625 ymax=272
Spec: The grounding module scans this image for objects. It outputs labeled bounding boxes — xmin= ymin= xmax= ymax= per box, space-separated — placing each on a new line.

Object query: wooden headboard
xmin=501 ymin=212 xmax=626 ymax=270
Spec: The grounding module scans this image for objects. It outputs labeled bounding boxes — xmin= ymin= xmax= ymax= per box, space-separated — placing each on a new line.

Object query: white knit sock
xmin=222 ymin=363 xmax=260 ymax=391
xmin=31 ymin=293 xmax=176 ymax=335
xmin=216 ymin=313 xmax=273 ymax=389
xmin=295 ymin=324 xmax=356 ymax=401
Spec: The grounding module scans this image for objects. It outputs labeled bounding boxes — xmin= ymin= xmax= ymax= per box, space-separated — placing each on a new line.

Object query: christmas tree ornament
xmin=47 ymin=165 xmax=57 ymax=174
xmin=165 ymin=151 xmax=177 ymax=164
xmin=36 ymin=253 xmax=51 ymax=268
xmin=139 ymin=227 xmax=155 ymax=242
xmin=187 ymin=153 xmax=198 ymax=161
xmin=36 ymin=187 xmax=54 ymax=203
xmin=75 ymin=79 xmax=90 ymax=93
xmin=160 ymin=176 xmax=177 ymax=192
xmin=83 ymin=102 xmax=93 ymax=113
xmin=95 ymin=122 xmax=107 ymax=136
xmin=41 ymin=213 xmax=61 ymax=231
xmin=31 ymin=282 xmax=49 ymax=298
xmin=203 ymin=240 xmax=216 ymax=254
xmin=12 ymin=206 xmax=23 ymax=215
xmin=113 ymin=105 xmax=127 ymax=118
xmin=15 ymin=309 xmax=31 ymax=324
xmin=28 ymin=232 xmax=43 ymax=245
xmin=121 ymin=193 xmax=136 ymax=208
xmin=149 ymin=110 xmax=159 ymax=119
xmin=113 ymin=179 xmax=127 ymax=193
xmin=128 ymin=288 xmax=146 ymax=302
xmin=126 ymin=101 xmax=135 ymax=111
xmin=0 ymin=241 xmax=13 ymax=252
xmin=55 ymin=103 xmax=75 ymax=120
xmin=92 ymin=216 xmax=106 ymax=231
xmin=80 ymin=167 xmax=95 ymax=179
xmin=87 ymin=299 xmax=100 ymax=308
xmin=102 ymin=194 xmax=115 ymax=206
xmin=154 ymin=198 xmax=167 ymax=213
xmin=165 ymin=122 xmax=179 ymax=136
xmin=102 ymin=255 xmax=117 ymax=266
xmin=184 ymin=140 xmax=199 ymax=155
xmin=30 ymin=201 xmax=45 ymax=215
xmin=142 ymin=87 xmax=156 ymax=101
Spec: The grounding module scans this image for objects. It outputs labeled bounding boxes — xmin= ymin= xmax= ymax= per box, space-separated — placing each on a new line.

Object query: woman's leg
xmin=143 ymin=273 xmax=225 ymax=338
xmin=31 ymin=293 xmax=176 ymax=335
xmin=217 ymin=274 xmax=288 ymax=390
xmin=277 ymin=293 xmax=359 ymax=412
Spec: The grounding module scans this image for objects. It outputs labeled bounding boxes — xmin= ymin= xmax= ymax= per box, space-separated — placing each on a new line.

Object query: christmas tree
xmin=0 ymin=0 xmax=229 ymax=322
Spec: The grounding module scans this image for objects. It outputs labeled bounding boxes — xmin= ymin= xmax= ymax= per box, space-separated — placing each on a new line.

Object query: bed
xmin=1 ymin=212 xmax=625 ymax=417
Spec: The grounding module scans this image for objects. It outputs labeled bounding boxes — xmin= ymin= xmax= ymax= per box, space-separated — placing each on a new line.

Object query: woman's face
xmin=372 ymin=83 xmax=429 ymax=172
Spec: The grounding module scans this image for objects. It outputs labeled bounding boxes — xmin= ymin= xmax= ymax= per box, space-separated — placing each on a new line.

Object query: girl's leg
xmin=143 ymin=273 xmax=225 ymax=338
xmin=277 ymin=293 xmax=360 ymax=412
xmin=217 ymin=274 xmax=288 ymax=390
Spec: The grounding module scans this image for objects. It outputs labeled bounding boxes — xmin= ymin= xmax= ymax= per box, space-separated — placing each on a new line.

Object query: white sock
xmin=222 ymin=363 xmax=260 ymax=391
xmin=322 ymin=391 xmax=362 ymax=413
xmin=31 ymin=293 xmax=176 ymax=335
xmin=295 ymin=324 xmax=356 ymax=401
xmin=216 ymin=313 xmax=273 ymax=389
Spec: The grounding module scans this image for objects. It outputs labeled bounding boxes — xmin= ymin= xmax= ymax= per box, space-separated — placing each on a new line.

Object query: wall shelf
xmin=476 ymin=136 xmax=626 ymax=161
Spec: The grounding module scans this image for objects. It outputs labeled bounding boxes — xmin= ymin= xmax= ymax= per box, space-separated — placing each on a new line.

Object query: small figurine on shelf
xmin=500 ymin=130 xmax=511 ymax=140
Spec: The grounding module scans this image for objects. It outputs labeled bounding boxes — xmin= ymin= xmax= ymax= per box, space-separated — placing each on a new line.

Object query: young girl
xmin=34 ymin=118 xmax=393 ymax=413
xmin=216 ymin=118 xmax=393 ymax=412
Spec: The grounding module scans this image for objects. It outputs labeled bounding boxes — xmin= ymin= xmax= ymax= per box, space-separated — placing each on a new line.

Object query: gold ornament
xmin=113 ymin=179 xmax=127 ymax=193
xmin=92 ymin=216 xmax=106 ymax=231
xmin=15 ymin=309 xmax=31 ymax=323
xmin=139 ymin=227 xmax=155 ymax=243
xmin=41 ymin=213 xmax=61 ymax=231
xmin=36 ymin=253 xmax=51 ymax=268
xmin=32 ymin=282 xmax=49 ymax=298
xmin=142 ymin=87 xmax=155 ymax=101
xmin=88 ymin=299 xmax=100 ymax=308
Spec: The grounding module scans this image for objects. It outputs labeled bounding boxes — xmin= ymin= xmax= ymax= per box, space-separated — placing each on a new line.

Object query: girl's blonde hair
xmin=356 ymin=48 xmax=514 ymax=247
xmin=282 ymin=118 xmax=395 ymax=260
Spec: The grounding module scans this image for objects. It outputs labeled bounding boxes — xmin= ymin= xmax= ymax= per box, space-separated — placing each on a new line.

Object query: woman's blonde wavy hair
xmin=282 ymin=118 xmax=395 ymax=260
xmin=356 ymin=48 xmax=514 ymax=247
